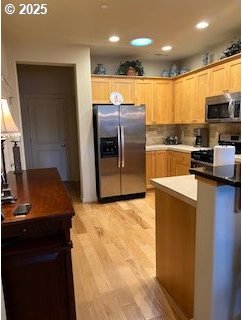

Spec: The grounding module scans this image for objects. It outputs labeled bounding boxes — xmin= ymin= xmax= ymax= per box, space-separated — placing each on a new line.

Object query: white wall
xmin=3 ymin=40 xmax=97 ymax=202
xmin=91 ymin=55 xmax=172 ymax=76
xmin=179 ymin=34 xmax=241 ymax=70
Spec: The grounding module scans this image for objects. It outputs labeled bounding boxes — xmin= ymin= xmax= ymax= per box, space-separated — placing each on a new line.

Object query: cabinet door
xmin=176 ymin=153 xmax=191 ymax=176
xmin=92 ymin=77 xmax=111 ymax=103
xmin=2 ymin=247 xmax=75 ymax=320
xmin=196 ymin=70 xmax=210 ymax=123
xmin=175 ymin=163 xmax=190 ymax=176
xmin=146 ymin=151 xmax=155 ymax=189
xmin=155 ymin=151 xmax=168 ymax=178
xmin=111 ymin=78 xmax=135 ymax=103
xmin=153 ymin=80 xmax=173 ymax=124
xmin=135 ymin=79 xmax=153 ymax=125
xmin=184 ymin=75 xmax=197 ymax=124
xmin=174 ymin=79 xmax=185 ymax=123
xmin=209 ymin=63 xmax=227 ymax=95
xmin=169 ymin=152 xmax=191 ymax=177
xmin=169 ymin=152 xmax=176 ymax=177
xmin=227 ymin=58 xmax=241 ymax=93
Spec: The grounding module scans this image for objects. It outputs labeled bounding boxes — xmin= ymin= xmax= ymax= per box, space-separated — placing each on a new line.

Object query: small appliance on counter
xmin=165 ymin=136 xmax=181 ymax=145
xmin=194 ymin=128 xmax=209 ymax=147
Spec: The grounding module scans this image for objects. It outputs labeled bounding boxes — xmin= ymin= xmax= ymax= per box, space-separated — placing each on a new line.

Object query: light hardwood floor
xmin=65 ymin=184 xmax=188 ymax=320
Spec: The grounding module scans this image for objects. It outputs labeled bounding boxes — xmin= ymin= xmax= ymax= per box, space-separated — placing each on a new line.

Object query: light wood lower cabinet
xmin=146 ymin=150 xmax=191 ymax=188
xmin=146 ymin=151 xmax=168 ymax=189
xmin=146 ymin=151 xmax=155 ymax=189
xmin=169 ymin=151 xmax=191 ymax=176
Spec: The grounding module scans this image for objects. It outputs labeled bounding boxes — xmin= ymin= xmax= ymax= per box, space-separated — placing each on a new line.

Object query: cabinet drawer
xmin=2 ymin=217 xmax=72 ymax=239
xmin=170 ymin=152 xmax=191 ymax=166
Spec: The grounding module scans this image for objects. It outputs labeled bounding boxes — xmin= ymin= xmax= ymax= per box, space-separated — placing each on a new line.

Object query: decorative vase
xmin=202 ymin=52 xmax=210 ymax=66
xmin=126 ymin=66 xmax=137 ymax=76
xmin=169 ymin=63 xmax=179 ymax=76
xmin=93 ymin=63 xmax=106 ymax=75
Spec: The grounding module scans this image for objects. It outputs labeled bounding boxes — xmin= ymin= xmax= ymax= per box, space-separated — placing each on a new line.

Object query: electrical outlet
xmin=215 ymin=132 xmax=219 ymax=142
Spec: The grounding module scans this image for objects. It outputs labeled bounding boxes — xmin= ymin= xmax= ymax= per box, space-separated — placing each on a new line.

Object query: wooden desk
xmin=2 ymin=168 xmax=76 ymax=320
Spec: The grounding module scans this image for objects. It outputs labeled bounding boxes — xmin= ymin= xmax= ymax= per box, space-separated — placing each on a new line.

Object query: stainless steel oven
xmin=205 ymin=92 xmax=240 ymax=123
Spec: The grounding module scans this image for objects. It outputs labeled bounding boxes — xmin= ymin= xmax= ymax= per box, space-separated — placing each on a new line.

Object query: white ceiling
xmin=2 ymin=0 xmax=241 ymax=61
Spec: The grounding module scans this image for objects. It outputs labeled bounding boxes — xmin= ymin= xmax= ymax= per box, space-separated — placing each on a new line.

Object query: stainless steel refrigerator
xmin=93 ymin=104 xmax=146 ymax=202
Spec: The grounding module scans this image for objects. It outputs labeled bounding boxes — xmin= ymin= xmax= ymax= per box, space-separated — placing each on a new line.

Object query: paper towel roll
xmin=213 ymin=145 xmax=235 ymax=166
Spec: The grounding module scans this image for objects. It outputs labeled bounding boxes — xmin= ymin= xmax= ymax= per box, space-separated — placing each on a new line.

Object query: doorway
xmin=17 ymin=64 xmax=80 ymax=182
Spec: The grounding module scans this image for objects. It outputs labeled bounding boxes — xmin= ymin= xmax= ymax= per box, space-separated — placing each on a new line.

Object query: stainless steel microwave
xmin=205 ymin=92 xmax=241 ymax=123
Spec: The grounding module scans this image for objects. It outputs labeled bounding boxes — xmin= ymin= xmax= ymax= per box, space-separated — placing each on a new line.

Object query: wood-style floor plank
xmin=64 ymin=183 xmax=188 ymax=320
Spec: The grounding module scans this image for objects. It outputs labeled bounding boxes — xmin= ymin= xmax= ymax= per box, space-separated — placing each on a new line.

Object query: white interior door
xmin=25 ymin=95 xmax=69 ymax=180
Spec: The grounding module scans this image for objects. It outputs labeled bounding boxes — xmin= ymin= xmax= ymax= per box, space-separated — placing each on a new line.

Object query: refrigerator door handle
xmin=121 ymin=125 xmax=125 ymax=167
xmin=117 ymin=126 xmax=121 ymax=168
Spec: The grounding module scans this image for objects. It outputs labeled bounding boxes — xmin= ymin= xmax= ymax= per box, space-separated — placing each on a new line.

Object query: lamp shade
xmin=1 ymin=99 xmax=21 ymax=138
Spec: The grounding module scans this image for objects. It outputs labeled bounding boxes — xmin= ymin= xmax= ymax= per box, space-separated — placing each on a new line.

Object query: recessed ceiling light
xmin=109 ymin=35 xmax=120 ymax=42
xmin=100 ymin=3 xmax=108 ymax=9
xmin=196 ymin=21 xmax=209 ymax=29
xmin=130 ymin=38 xmax=153 ymax=47
xmin=162 ymin=45 xmax=172 ymax=51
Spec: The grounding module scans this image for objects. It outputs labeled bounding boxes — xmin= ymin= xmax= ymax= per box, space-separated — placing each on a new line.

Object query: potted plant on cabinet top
xmin=117 ymin=60 xmax=144 ymax=76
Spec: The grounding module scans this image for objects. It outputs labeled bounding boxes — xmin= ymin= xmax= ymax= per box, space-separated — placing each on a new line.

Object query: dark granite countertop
xmin=190 ymin=164 xmax=241 ymax=187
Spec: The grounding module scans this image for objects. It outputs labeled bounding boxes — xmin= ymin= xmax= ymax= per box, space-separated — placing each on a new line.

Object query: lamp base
xmin=12 ymin=141 xmax=22 ymax=174
xmin=1 ymin=187 xmax=16 ymax=204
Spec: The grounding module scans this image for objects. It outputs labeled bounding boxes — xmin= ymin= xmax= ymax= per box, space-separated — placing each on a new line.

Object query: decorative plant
xmin=221 ymin=39 xmax=241 ymax=59
xmin=117 ymin=59 xmax=144 ymax=76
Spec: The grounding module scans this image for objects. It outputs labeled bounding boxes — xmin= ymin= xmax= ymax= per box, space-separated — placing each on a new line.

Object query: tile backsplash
xmin=146 ymin=125 xmax=178 ymax=145
xmin=146 ymin=123 xmax=241 ymax=147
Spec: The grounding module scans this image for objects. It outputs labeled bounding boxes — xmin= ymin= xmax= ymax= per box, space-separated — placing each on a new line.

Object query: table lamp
xmin=1 ymin=98 xmax=21 ymax=203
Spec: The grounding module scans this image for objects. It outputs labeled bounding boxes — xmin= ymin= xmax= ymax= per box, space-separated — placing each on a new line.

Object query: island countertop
xmin=190 ymin=163 xmax=241 ymax=187
xmin=151 ymin=174 xmax=197 ymax=207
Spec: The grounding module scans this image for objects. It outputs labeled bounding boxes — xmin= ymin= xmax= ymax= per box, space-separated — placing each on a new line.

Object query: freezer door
xmin=94 ymin=105 xmax=121 ymax=198
xmin=120 ymin=105 xmax=146 ymax=195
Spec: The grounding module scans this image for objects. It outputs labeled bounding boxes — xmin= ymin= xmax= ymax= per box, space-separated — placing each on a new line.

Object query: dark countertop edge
xmin=1 ymin=210 xmax=75 ymax=226
xmin=189 ymin=168 xmax=241 ymax=187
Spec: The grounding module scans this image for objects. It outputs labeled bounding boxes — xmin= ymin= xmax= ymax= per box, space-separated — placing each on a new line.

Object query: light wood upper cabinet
xmin=135 ymin=78 xmax=173 ymax=125
xmin=91 ymin=56 xmax=240 ymax=124
xmin=135 ymin=79 xmax=153 ymax=125
xmin=196 ymin=69 xmax=210 ymax=123
xmin=227 ymin=59 xmax=241 ymax=92
xmin=209 ymin=64 xmax=228 ymax=96
xmin=184 ymin=74 xmax=197 ymax=123
xmin=175 ymin=69 xmax=209 ymax=124
xmin=174 ymin=78 xmax=185 ymax=123
xmin=92 ymin=77 xmax=111 ymax=103
xmin=209 ymin=57 xmax=241 ymax=95
xmin=153 ymin=80 xmax=173 ymax=124
xmin=111 ymin=78 xmax=135 ymax=103
xmin=91 ymin=77 xmax=135 ymax=104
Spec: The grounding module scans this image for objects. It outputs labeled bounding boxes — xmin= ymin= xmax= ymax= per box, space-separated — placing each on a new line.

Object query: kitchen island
xmin=190 ymin=164 xmax=241 ymax=320
xmin=152 ymin=164 xmax=241 ymax=320
xmin=151 ymin=175 xmax=197 ymax=319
